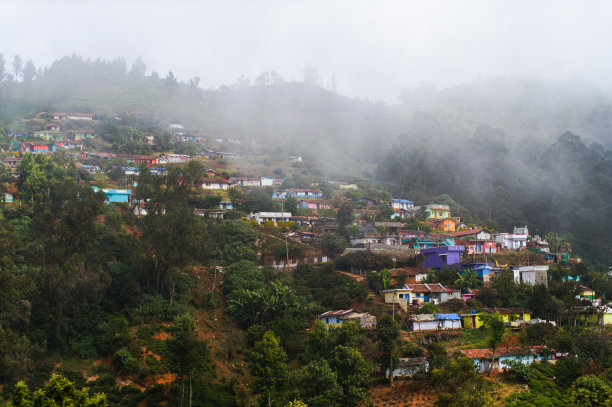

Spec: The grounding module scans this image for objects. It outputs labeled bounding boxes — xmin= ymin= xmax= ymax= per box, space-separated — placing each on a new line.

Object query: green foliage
xmin=431 ymin=355 xmax=488 ymax=407
xmin=455 ymin=269 xmax=480 ymax=289
xmin=419 ymin=303 xmax=439 ymax=314
xmin=569 ymin=375 xmax=612 ymax=407
xmin=7 ymin=374 xmax=108 ymax=406
xmin=334 ymin=251 xmax=394 ymax=272
xmin=114 ymin=347 xmax=139 ymax=374
xmin=250 ymin=331 xmax=288 ymax=406
xmin=376 ymin=316 xmax=400 ymax=383
xmin=321 ymin=233 xmax=347 ymax=258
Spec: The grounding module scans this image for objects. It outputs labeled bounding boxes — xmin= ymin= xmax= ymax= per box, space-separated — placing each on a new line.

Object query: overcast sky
xmin=1 ymin=0 xmax=611 ymax=102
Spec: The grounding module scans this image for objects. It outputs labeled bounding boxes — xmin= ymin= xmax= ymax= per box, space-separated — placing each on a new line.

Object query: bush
xmin=114 ymin=347 xmax=140 ymax=373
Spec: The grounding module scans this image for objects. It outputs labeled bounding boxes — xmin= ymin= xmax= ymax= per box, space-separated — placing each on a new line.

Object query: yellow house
xmin=579 ymin=288 xmax=596 ymax=300
xmin=461 ymin=307 xmax=532 ymax=329
xmin=382 ymin=288 xmax=422 ymax=312
xmin=425 ymin=204 xmax=451 ymax=219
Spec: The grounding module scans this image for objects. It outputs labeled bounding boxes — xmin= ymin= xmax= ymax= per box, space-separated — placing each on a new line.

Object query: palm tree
xmin=455 ymin=269 xmax=480 ymax=289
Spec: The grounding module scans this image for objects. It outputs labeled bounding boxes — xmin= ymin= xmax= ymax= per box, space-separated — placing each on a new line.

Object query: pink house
xmin=298 ymin=200 xmax=330 ymax=210
xmin=466 ymin=239 xmax=497 ymax=254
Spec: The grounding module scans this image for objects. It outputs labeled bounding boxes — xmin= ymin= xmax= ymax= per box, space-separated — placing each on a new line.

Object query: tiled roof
xmin=389 ymin=267 xmax=427 ymax=277
xmin=403 ymin=283 xmax=450 ymax=293
xmin=451 ymin=229 xmax=483 ymax=237
xmin=460 ymin=346 xmax=550 ymax=359
xmin=320 ymin=309 xmax=355 ymax=317
xmin=481 ymin=307 xmax=532 ymax=315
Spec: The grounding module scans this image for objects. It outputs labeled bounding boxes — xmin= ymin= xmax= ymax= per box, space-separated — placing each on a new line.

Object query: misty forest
xmin=0 ymin=30 xmax=611 ymax=407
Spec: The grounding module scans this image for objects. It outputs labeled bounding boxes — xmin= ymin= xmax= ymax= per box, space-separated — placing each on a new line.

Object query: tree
xmin=479 ymin=312 xmax=505 ymax=376
xmin=168 ymin=331 xmax=211 ymax=407
xmin=328 ymin=345 xmax=371 ymax=405
xmin=321 ymin=233 xmax=347 ymax=258
xmin=380 ymin=268 xmax=392 ymax=290
xmin=129 ymin=57 xmax=146 ymax=77
xmin=569 ymin=374 xmax=612 ymax=407
xmin=303 ymin=65 xmax=320 ymax=86
xmin=284 ymin=196 xmax=298 ymax=215
xmin=376 ymin=315 xmax=400 ymax=386
xmin=22 ymin=60 xmax=35 ymax=82
xmin=455 ymin=269 xmax=480 ymax=289
xmin=250 ymin=331 xmax=288 ymax=407
xmin=0 ymin=53 xmax=6 ymax=81
xmin=12 ymin=55 xmax=22 ymax=81
xmin=7 ymin=374 xmax=107 ymax=406
xmin=337 ymin=203 xmax=353 ymax=227
xmin=291 ymin=359 xmax=342 ymax=407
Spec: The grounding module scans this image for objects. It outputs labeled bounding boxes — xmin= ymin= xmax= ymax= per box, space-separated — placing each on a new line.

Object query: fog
xmin=2 ymin=0 xmax=612 ymax=101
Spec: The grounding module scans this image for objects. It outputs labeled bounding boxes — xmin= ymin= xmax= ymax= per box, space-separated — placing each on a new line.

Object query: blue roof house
xmin=92 ymin=186 xmax=132 ymax=204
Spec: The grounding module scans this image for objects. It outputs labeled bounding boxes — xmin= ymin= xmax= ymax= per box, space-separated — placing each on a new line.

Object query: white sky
xmin=1 ymin=0 xmax=611 ymax=102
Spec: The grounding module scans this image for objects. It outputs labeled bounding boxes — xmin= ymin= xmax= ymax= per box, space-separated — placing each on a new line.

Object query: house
xmin=404 ymin=283 xmax=461 ymax=304
xmin=219 ymin=201 xmax=233 ymax=210
xmin=3 ymin=193 xmax=14 ymax=204
xmin=33 ymin=131 xmax=63 ymax=141
xmin=391 ymin=199 xmax=414 ymax=210
xmin=423 ymin=218 xmax=456 ymax=232
xmin=407 ymin=313 xmax=462 ymax=331
xmin=201 ymin=179 xmax=234 ymax=190
xmin=92 ymin=186 xmax=132 ymax=204
xmin=113 ymin=154 xmax=157 ymax=164
xmin=461 ymin=307 xmax=532 ymax=329
xmin=461 ymin=346 xmax=554 ymax=373
xmin=249 ymin=212 xmax=292 ymax=225
xmin=382 ymin=288 xmax=417 ymax=312
xmin=496 ymin=226 xmax=529 ymax=250
xmin=289 ymin=155 xmax=302 ymax=162
xmin=157 ymin=153 xmax=191 ymax=164
xmin=451 ymin=229 xmax=491 ymax=240
xmin=416 ymin=246 xmax=464 ymax=269
xmin=67 ymin=130 xmax=96 ymax=140
xmin=350 ymin=235 xmax=400 ymax=246
xmin=319 ymin=309 xmax=376 ymax=329
xmin=388 ymin=267 xmax=428 ymax=285
xmin=514 ymin=266 xmax=548 ymax=286
xmin=298 ymin=200 xmax=330 ymax=210
xmin=20 ymin=142 xmax=50 ymax=154
xmin=457 ymin=263 xmax=493 ymax=282
xmin=273 ymin=188 xmax=323 ymax=200
xmin=424 ymin=204 xmax=451 ymax=219
xmin=79 ymin=165 xmax=102 ymax=174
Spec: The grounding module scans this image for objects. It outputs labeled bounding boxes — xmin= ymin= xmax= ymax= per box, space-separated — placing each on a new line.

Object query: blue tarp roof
xmin=435 ymin=313 xmax=461 ymax=320
xmin=392 ymin=198 xmax=414 ymax=204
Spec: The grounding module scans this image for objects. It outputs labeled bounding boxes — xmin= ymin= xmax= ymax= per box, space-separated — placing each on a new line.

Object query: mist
xmin=2 ymin=1 xmax=612 ymax=102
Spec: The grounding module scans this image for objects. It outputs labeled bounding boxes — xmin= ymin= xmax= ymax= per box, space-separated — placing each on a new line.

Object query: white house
xmin=496 ymin=226 xmax=529 ymax=250
xmin=202 ymin=179 xmax=234 ymax=190
xmin=249 ymin=212 xmax=292 ymax=225
xmin=514 ymin=265 xmax=549 ymax=286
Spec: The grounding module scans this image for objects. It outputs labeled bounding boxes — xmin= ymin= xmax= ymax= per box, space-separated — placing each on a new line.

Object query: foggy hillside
xmin=1 ymin=57 xmax=612 ymax=260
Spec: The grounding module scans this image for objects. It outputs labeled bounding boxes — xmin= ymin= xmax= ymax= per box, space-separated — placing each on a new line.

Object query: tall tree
xmin=479 ymin=312 xmax=506 ymax=376
xmin=250 ymin=331 xmax=288 ymax=407
xmin=376 ymin=315 xmax=400 ymax=386
xmin=12 ymin=55 xmax=22 ymax=81
xmin=22 ymin=60 xmax=35 ymax=82
xmin=0 ymin=53 xmax=6 ymax=81
xmin=129 ymin=57 xmax=146 ymax=77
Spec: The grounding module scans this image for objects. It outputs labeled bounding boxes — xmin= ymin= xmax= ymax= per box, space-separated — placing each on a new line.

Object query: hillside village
xmin=1 ymin=110 xmax=611 ymax=406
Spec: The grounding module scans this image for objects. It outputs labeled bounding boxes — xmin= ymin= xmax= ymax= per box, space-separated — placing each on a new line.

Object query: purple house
xmin=417 ymin=246 xmax=464 ymax=269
